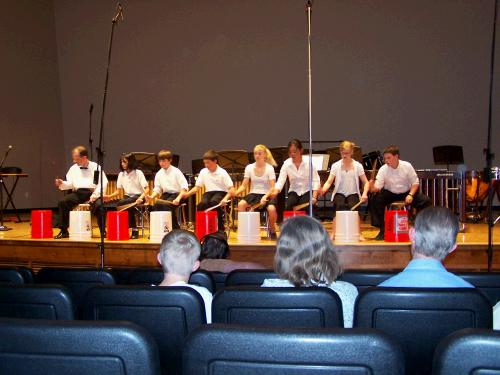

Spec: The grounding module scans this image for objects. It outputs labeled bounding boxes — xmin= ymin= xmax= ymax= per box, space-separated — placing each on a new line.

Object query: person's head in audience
xmin=200 ymin=231 xmax=230 ymax=260
xmin=275 ymin=215 xmax=342 ymax=286
xmin=157 ymin=229 xmax=201 ymax=286
xmin=411 ymin=206 xmax=458 ymax=261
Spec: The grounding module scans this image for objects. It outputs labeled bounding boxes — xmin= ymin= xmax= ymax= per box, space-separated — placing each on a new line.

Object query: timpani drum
xmin=150 ymin=211 xmax=172 ymax=243
xmin=237 ymin=211 xmax=261 ymax=244
xmin=334 ymin=211 xmax=360 ymax=243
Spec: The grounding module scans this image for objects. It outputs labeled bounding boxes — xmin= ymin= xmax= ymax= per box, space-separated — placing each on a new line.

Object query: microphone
xmin=93 ymin=170 xmax=99 ymax=185
xmin=112 ymin=3 xmax=124 ymax=23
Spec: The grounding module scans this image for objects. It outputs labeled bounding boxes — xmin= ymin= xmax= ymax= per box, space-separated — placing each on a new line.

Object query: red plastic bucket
xmin=384 ymin=209 xmax=410 ymax=242
xmin=283 ymin=210 xmax=307 ymax=221
xmin=196 ymin=211 xmax=218 ymax=239
xmin=31 ymin=210 xmax=53 ymax=239
xmin=106 ymin=211 xmax=129 ymax=240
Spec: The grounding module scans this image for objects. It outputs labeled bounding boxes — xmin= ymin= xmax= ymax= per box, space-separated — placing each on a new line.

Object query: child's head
xmin=275 ymin=216 xmax=342 ymax=286
xmin=253 ymin=144 xmax=277 ymax=167
xmin=202 ymin=150 xmax=218 ymax=171
xmin=200 ymin=231 xmax=230 ymax=260
xmin=158 ymin=150 xmax=173 ymax=169
xmin=157 ymin=230 xmax=201 ymax=277
xmin=339 ymin=141 xmax=355 ymax=160
xmin=287 ymin=139 xmax=303 ymax=161
xmin=383 ymin=145 xmax=400 ymax=169
xmin=119 ymin=154 xmax=137 ymax=171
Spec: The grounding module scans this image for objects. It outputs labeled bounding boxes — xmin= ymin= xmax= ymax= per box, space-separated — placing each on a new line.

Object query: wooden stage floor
xmin=0 ymin=220 xmax=499 ymax=271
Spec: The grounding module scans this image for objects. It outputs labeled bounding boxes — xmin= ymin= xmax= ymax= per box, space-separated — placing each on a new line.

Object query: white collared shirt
xmin=153 ymin=166 xmax=189 ymax=195
xmin=244 ymin=163 xmax=276 ymax=194
xmin=374 ymin=160 xmax=419 ymax=194
xmin=195 ymin=166 xmax=233 ymax=192
xmin=59 ymin=161 xmax=108 ymax=199
xmin=275 ymin=158 xmax=320 ymax=196
xmin=117 ymin=169 xmax=148 ymax=196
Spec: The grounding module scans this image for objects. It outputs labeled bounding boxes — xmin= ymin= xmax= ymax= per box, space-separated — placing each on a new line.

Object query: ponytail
xmin=254 ymin=144 xmax=277 ymax=167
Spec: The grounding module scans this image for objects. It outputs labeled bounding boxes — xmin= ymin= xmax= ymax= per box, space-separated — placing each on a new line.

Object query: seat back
xmin=433 ymin=328 xmax=500 ymax=375
xmin=187 ymin=270 xmax=215 ymax=294
xmin=0 ymin=268 xmax=25 ymax=284
xmin=83 ymin=285 xmax=206 ymax=374
xmin=338 ymin=271 xmax=396 ymax=290
xmin=35 ymin=268 xmax=115 ymax=312
xmin=225 ymin=269 xmax=277 ymax=286
xmin=354 ymin=287 xmax=492 ymax=375
xmin=0 ymin=318 xmax=160 ymax=375
xmin=127 ymin=268 xmax=215 ymax=293
xmin=0 ymin=284 xmax=74 ymax=320
xmin=17 ymin=266 xmax=34 ymax=283
xmin=183 ymin=324 xmax=405 ymax=375
xmin=213 ymin=286 xmax=343 ymax=328
xmin=458 ymin=272 xmax=500 ymax=306
xmin=211 ymin=271 xmax=227 ymax=291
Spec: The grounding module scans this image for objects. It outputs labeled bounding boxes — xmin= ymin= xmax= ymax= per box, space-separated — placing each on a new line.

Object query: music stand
xmin=433 ymin=145 xmax=464 ymax=170
xmin=217 ymin=150 xmax=249 ymax=174
xmin=325 ymin=145 xmax=363 ymax=164
xmin=128 ymin=152 xmax=159 ymax=174
xmin=269 ymin=147 xmax=289 ymax=169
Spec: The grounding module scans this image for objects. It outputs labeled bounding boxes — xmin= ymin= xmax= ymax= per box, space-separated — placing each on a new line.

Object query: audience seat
xmin=0 ymin=268 xmax=25 ymax=284
xmin=458 ymin=272 xmax=500 ymax=306
xmin=211 ymin=271 xmax=227 ymax=291
xmin=0 ymin=284 xmax=74 ymax=320
xmin=213 ymin=286 xmax=343 ymax=328
xmin=0 ymin=318 xmax=160 ymax=375
xmin=433 ymin=328 xmax=500 ymax=374
xmin=224 ymin=269 xmax=277 ymax=286
xmin=83 ymin=285 xmax=206 ymax=374
xmin=354 ymin=287 xmax=492 ymax=375
xmin=126 ymin=268 xmax=216 ymax=293
xmin=338 ymin=270 xmax=396 ymax=290
xmin=183 ymin=324 xmax=405 ymax=375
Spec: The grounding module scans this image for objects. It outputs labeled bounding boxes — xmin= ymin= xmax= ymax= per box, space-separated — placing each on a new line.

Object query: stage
xmin=0 ymin=219 xmax=498 ymax=272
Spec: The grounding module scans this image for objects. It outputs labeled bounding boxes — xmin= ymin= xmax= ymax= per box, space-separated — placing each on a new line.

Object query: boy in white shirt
xmin=157 ymin=229 xmax=212 ymax=323
xmin=184 ymin=150 xmax=235 ymax=231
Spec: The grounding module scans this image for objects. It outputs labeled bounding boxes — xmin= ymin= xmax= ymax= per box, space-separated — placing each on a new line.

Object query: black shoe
xmin=269 ymin=232 xmax=277 ymax=240
xmin=130 ymin=229 xmax=139 ymax=239
xmin=374 ymin=231 xmax=385 ymax=241
xmin=54 ymin=230 xmax=69 ymax=239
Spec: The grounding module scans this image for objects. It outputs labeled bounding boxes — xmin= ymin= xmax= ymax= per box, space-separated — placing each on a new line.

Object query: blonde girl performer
xmin=319 ymin=141 xmax=369 ymax=239
xmin=235 ymin=145 xmax=278 ymax=238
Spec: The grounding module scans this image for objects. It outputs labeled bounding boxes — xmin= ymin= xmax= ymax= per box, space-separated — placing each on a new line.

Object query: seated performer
xmin=147 ymin=150 xmax=189 ymax=230
xmin=54 ymin=145 xmax=108 ymax=239
xmin=319 ymin=140 xmax=369 ymax=238
xmin=272 ymin=139 xmax=320 ymax=212
xmin=104 ymin=154 xmax=149 ymax=239
xmin=369 ymin=145 xmax=431 ymax=240
xmin=184 ymin=150 xmax=235 ymax=231
xmin=235 ymin=144 xmax=278 ymax=238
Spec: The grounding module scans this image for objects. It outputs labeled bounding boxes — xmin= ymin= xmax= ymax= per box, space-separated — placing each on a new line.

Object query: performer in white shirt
xmin=235 ymin=144 xmax=278 ymax=238
xmin=54 ymin=146 xmax=108 ymax=239
xmin=147 ymin=150 xmax=189 ymax=230
xmin=319 ymin=141 xmax=369 ymax=239
xmin=369 ymin=145 xmax=431 ymax=240
xmin=272 ymin=139 xmax=320 ymax=212
xmin=104 ymin=154 xmax=149 ymax=239
xmin=184 ymin=150 xmax=235 ymax=231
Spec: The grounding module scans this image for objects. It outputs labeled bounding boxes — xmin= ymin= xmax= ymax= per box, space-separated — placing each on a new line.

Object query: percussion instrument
xmin=334 ymin=211 xmax=360 ymax=243
xmin=106 ymin=211 xmax=129 ymax=241
xmin=384 ymin=202 xmax=409 ymax=242
xmin=350 ymin=200 xmax=363 ymax=211
xmin=283 ymin=210 xmax=307 ymax=221
xmin=116 ymin=201 xmax=138 ymax=212
xmin=150 ymin=211 xmax=172 ymax=243
xmin=292 ymin=202 xmax=310 ymax=211
xmin=196 ymin=211 xmax=218 ymax=239
xmin=466 ymin=170 xmax=489 ymax=203
xmin=237 ymin=212 xmax=261 ymax=243
xmin=31 ymin=210 xmax=53 ymax=239
xmin=69 ymin=211 xmax=92 ymax=240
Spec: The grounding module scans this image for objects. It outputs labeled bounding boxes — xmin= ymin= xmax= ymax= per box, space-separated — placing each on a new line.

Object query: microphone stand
xmin=306 ymin=0 xmax=314 ymax=217
xmin=0 ymin=146 xmax=13 ymax=231
xmin=96 ymin=3 xmax=123 ymax=269
xmin=88 ymin=104 xmax=94 ymax=160
xmin=485 ymin=0 xmax=498 ymax=272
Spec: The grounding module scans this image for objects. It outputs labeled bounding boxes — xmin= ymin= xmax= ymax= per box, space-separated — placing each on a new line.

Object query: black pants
xmin=89 ymin=197 xmax=106 ymax=235
xmin=285 ymin=191 xmax=314 ymax=212
xmin=370 ymin=189 xmax=431 ymax=231
xmin=57 ymin=189 xmax=93 ymax=231
xmin=333 ymin=193 xmax=360 ymax=218
xmin=197 ymin=191 xmax=226 ymax=231
xmin=153 ymin=192 xmax=182 ymax=229
xmin=116 ymin=195 xmax=140 ymax=228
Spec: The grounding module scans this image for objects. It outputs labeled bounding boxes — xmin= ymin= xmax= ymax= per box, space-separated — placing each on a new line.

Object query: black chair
xmin=0 ymin=268 xmax=25 ymax=284
xmin=183 ymin=324 xmax=405 ymax=375
xmin=17 ymin=266 xmax=34 ymax=283
xmin=354 ymin=287 xmax=492 ymax=375
xmin=108 ymin=267 xmax=135 ymax=285
xmin=433 ymin=328 xmax=500 ymax=375
xmin=35 ymin=268 xmax=115 ymax=313
xmin=0 ymin=284 xmax=74 ymax=320
xmin=211 ymin=271 xmax=227 ymax=291
xmin=213 ymin=286 xmax=343 ymax=328
xmin=126 ymin=268 xmax=216 ymax=294
xmin=338 ymin=270 xmax=396 ymax=291
xmin=0 ymin=318 xmax=160 ymax=375
xmin=225 ymin=269 xmax=277 ymax=286
xmin=458 ymin=272 xmax=500 ymax=306
xmin=83 ymin=285 xmax=206 ymax=375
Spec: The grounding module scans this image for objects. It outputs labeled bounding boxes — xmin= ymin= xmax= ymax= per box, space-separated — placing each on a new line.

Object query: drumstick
xmin=249 ymin=202 xmax=264 ymax=211
xmin=205 ymin=199 xmax=230 ymax=212
xmin=292 ymin=202 xmax=310 ymax=211
xmin=350 ymin=201 xmax=363 ymax=211
xmin=155 ymin=198 xmax=176 ymax=206
xmin=369 ymin=159 xmax=378 ymax=181
xmin=117 ymin=201 xmax=138 ymax=212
